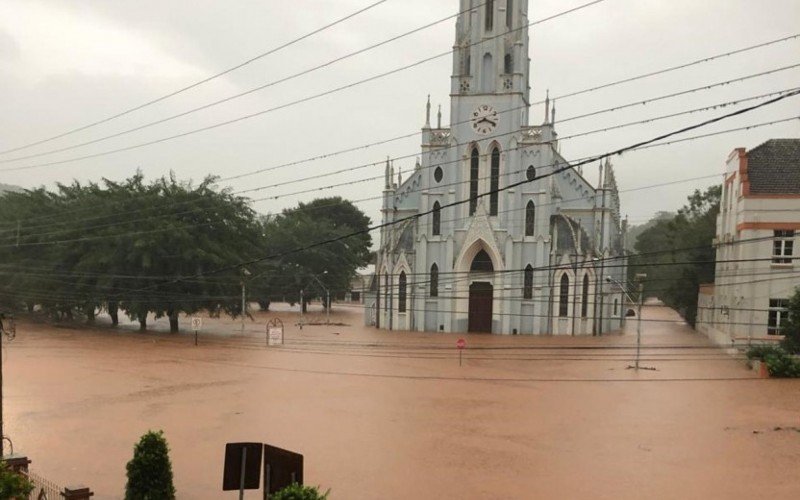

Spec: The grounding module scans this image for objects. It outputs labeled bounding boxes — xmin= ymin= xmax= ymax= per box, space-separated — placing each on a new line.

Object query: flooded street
xmin=6 ymin=302 xmax=800 ymax=499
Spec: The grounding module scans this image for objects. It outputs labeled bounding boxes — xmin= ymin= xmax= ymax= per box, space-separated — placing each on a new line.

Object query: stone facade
xmin=365 ymin=0 xmax=627 ymax=334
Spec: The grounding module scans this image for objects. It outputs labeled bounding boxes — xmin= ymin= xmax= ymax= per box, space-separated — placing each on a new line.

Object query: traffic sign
xmin=456 ymin=338 xmax=466 ymax=349
xmin=191 ymin=317 xmax=203 ymax=331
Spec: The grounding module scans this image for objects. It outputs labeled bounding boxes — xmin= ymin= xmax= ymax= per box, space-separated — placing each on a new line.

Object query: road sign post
xmin=267 ymin=318 xmax=284 ymax=347
xmin=222 ymin=443 xmax=263 ymax=497
xmin=456 ymin=338 xmax=466 ymax=367
xmin=191 ymin=317 xmax=202 ymax=346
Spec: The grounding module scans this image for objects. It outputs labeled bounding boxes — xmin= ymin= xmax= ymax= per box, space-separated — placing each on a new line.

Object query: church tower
xmin=450 ymin=0 xmax=531 ymax=139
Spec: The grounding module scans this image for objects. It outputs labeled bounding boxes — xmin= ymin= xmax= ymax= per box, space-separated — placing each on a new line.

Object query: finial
xmin=415 ymin=157 xmax=421 ymax=170
xmin=437 ymin=105 xmax=442 ymax=129
xmin=398 ymin=167 xmax=402 ymax=185
xmin=551 ymin=98 xmax=556 ymax=126
xmin=385 ymin=157 xmax=391 ymax=189
xmin=544 ymin=89 xmax=550 ymax=124
xmin=425 ymin=95 xmax=431 ymax=127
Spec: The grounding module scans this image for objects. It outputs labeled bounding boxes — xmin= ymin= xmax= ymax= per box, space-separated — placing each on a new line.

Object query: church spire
xmin=425 ymin=95 xmax=431 ymax=128
xmin=551 ymin=98 xmax=557 ymax=126
xmin=544 ymin=89 xmax=550 ymax=124
xmin=384 ymin=157 xmax=391 ymax=189
xmin=437 ymin=104 xmax=442 ymax=129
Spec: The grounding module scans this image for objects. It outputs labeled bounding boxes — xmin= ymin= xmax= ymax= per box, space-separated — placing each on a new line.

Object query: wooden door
xmin=468 ymin=281 xmax=493 ymax=333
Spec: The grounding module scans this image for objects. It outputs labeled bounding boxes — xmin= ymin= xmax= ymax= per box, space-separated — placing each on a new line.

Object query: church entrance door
xmin=468 ymin=281 xmax=493 ymax=333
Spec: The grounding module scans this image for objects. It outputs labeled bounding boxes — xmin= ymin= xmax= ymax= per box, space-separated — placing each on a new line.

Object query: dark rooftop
xmin=747 ymin=139 xmax=800 ymax=194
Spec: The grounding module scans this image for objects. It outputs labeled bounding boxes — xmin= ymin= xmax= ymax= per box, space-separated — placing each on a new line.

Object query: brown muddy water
xmin=5 ymin=302 xmax=800 ymax=499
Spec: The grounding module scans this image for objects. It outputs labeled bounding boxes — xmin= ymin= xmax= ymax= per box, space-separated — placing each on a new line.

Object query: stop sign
xmin=456 ymin=338 xmax=466 ymax=349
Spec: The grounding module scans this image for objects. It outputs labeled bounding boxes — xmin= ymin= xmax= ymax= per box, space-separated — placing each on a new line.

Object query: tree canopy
xmin=630 ymin=185 xmax=721 ymax=326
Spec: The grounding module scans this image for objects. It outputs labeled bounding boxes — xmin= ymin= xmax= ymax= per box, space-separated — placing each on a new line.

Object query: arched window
xmin=481 ymin=53 xmax=493 ymax=93
xmin=504 ymin=53 xmax=513 ymax=74
xmin=485 ymin=0 xmax=494 ymax=31
xmin=469 ymin=147 xmax=479 ymax=215
xmin=471 ymin=249 xmax=494 ymax=272
xmin=490 ymin=147 xmax=500 ymax=215
xmin=398 ymin=271 xmax=407 ymax=313
xmin=432 ymin=201 xmax=441 ymax=236
xmin=430 ymin=264 xmax=439 ymax=297
xmin=559 ymin=274 xmax=569 ymax=317
xmin=465 ymin=54 xmax=471 ymax=76
xmin=506 ymin=0 xmax=514 ymax=28
xmin=581 ymin=274 xmax=590 ymax=317
xmin=523 ymin=264 xmax=533 ymax=299
xmin=614 ymin=298 xmax=619 ymax=316
xmin=525 ymin=200 xmax=535 ymax=236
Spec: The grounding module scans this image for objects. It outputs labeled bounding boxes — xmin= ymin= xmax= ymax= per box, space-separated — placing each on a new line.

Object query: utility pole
xmin=635 ymin=274 xmax=647 ymax=370
xmin=0 ymin=314 xmax=15 ymax=458
xmin=240 ymin=268 xmax=250 ymax=333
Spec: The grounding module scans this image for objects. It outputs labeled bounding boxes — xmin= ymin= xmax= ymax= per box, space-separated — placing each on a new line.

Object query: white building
xmin=697 ymin=139 xmax=800 ymax=346
xmin=364 ymin=0 xmax=627 ymax=335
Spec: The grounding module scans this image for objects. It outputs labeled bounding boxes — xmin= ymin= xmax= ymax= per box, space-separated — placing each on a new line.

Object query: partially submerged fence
xmin=4 ymin=455 xmax=94 ymax=500
xmin=26 ymin=469 xmax=63 ymax=500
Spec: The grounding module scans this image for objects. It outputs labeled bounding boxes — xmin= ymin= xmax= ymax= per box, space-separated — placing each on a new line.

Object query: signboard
xmin=264 ymin=444 xmax=303 ymax=495
xmin=456 ymin=338 xmax=466 ymax=349
xmin=191 ymin=317 xmax=203 ymax=331
xmin=267 ymin=318 xmax=284 ymax=347
xmin=222 ymin=442 xmax=263 ymax=491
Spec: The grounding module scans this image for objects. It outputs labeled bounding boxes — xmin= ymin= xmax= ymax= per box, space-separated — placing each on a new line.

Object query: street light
xmin=309 ymin=271 xmax=330 ymax=325
xmin=606 ymin=274 xmax=647 ymax=369
xmin=241 ymin=267 xmax=251 ymax=333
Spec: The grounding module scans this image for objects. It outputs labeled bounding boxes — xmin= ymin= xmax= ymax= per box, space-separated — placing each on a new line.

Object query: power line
xmin=0 ymin=0 xmax=393 ymax=156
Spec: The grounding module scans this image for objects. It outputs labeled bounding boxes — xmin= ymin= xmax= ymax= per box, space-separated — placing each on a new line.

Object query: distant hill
xmin=626 ymin=211 xmax=675 ymax=252
xmin=0 ymin=183 xmax=24 ymax=196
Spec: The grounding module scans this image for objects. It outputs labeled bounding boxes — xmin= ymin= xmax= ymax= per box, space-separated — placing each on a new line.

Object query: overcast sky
xmin=0 ymin=0 xmax=798 ymax=228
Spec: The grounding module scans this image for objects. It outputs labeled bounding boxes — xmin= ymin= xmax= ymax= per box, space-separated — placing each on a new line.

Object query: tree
xmin=630 ymin=186 xmax=721 ymax=326
xmin=781 ymin=286 xmax=800 ymax=353
xmin=251 ymin=198 xmax=372 ymax=310
xmin=0 ymin=461 xmax=34 ymax=499
xmin=125 ymin=430 xmax=176 ymax=500
xmin=272 ymin=483 xmax=330 ymax=500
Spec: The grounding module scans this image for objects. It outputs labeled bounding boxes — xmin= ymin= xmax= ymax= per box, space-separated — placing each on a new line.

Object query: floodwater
xmin=6 ymin=301 xmax=800 ymax=499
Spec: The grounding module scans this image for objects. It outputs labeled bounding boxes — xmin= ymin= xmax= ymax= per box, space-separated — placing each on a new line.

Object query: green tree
xmin=0 ymin=461 xmax=34 ymax=499
xmin=630 ymin=185 xmax=721 ymax=326
xmin=125 ymin=430 xmax=176 ymax=500
xmin=781 ymin=286 xmax=800 ymax=353
xmin=272 ymin=483 xmax=330 ymax=500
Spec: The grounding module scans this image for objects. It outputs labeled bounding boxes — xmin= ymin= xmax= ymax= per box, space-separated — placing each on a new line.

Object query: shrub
xmin=745 ymin=344 xmax=785 ymax=361
xmin=125 ymin=430 xmax=176 ymax=500
xmin=0 ymin=461 xmax=34 ymax=499
xmin=272 ymin=483 xmax=330 ymax=500
xmin=746 ymin=345 xmax=800 ymax=377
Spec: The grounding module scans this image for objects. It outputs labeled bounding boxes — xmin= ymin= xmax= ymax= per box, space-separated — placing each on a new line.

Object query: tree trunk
xmin=108 ymin=301 xmax=119 ymax=326
xmin=139 ymin=317 xmax=147 ymax=331
xmin=86 ymin=306 xmax=95 ymax=324
xmin=301 ymin=297 xmax=307 ymax=313
xmin=168 ymin=310 xmax=179 ymax=333
xmin=26 ymin=302 xmax=34 ymax=313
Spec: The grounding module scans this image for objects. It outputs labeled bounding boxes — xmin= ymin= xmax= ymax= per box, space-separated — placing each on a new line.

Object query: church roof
xmin=747 ymin=139 xmax=800 ymax=194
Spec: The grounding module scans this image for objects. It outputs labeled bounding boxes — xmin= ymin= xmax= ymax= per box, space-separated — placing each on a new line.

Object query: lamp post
xmin=310 ymin=271 xmax=330 ymax=324
xmin=606 ymin=274 xmax=647 ymax=369
xmin=240 ymin=267 xmax=251 ymax=333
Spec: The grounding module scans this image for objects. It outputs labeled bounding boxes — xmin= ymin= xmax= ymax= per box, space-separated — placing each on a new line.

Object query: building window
xmin=465 ymin=54 xmax=471 ymax=76
xmin=581 ymin=274 xmax=590 ymax=317
xmin=613 ymin=298 xmax=619 ymax=316
xmin=773 ymin=230 xmax=794 ymax=264
xmin=523 ymin=265 xmax=533 ymax=299
xmin=490 ymin=147 xmax=500 ymax=215
xmin=768 ymin=299 xmax=788 ymax=335
xmin=481 ymin=53 xmax=493 ymax=93
xmin=559 ymin=274 xmax=569 ymax=317
xmin=434 ymin=166 xmax=443 ymax=183
xmin=485 ymin=0 xmax=494 ymax=31
xmin=506 ymin=0 xmax=513 ymax=28
xmin=504 ymin=53 xmax=513 ymax=74
xmin=525 ymin=200 xmax=535 ymax=236
xmin=526 ymin=165 xmax=536 ymax=181
xmin=430 ymin=264 xmax=439 ymax=297
xmin=471 ymin=250 xmax=494 ymax=272
xmin=398 ymin=271 xmax=407 ymax=313
xmin=432 ymin=201 xmax=441 ymax=236
xmin=469 ymin=147 xmax=479 ymax=215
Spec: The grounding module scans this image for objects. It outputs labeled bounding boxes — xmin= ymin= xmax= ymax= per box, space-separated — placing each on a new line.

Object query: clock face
xmin=472 ymin=104 xmax=498 ymax=135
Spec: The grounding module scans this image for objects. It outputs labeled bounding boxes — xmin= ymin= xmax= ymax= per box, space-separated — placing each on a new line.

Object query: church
xmin=365 ymin=0 xmax=627 ymax=335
